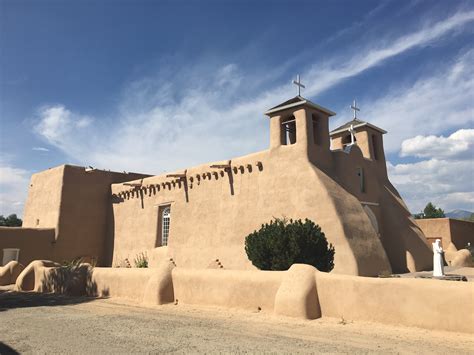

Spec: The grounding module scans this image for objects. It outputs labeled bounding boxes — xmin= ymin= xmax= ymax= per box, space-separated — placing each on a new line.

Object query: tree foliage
xmin=0 ymin=214 xmax=22 ymax=227
xmin=414 ymin=202 xmax=445 ymax=219
xmin=245 ymin=218 xmax=335 ymax=272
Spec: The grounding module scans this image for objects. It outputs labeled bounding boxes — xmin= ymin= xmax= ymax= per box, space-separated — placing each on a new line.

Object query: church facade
xmin=6 ymin=95 xmax=432 ymax=276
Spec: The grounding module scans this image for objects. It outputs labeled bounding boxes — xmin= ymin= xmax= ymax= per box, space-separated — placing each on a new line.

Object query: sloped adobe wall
xmin=111 ymin=147 xmax=391 ymax=276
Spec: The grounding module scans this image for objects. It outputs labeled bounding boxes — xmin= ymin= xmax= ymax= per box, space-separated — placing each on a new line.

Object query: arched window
xmin=161 ymin=207 xmax=171 ymax=246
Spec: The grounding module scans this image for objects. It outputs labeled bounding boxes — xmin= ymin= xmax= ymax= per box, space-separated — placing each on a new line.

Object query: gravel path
xmin=0 ymin=292 xmax=472 ymax=354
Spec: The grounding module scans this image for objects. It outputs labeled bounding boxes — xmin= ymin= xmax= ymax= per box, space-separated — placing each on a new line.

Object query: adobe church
xmin=3 ymin=85 xmax=433 ymax=276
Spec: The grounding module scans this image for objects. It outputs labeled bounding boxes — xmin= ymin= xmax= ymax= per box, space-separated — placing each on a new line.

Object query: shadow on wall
xmin=1 ymin=261 xmax=110 ymax=312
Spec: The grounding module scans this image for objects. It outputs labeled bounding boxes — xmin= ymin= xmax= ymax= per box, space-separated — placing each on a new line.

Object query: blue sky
xmin=1 ymin=0 xmax=473 ymax=216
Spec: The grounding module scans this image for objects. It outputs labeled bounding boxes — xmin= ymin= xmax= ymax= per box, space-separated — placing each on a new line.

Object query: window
xmin=161 ymin=207 xmax=171 ymax=246
xmin=281 ymin=116 xmax=296 ymax=145
xmin=357 ymin=167 xmax=365 ymax=193
xmin=371 ymin=134 xmax=378 ymax=160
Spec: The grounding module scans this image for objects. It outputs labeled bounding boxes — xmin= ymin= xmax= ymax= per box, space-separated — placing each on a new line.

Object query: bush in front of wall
xmin=245 ymin=218 xmax=335 ymax=272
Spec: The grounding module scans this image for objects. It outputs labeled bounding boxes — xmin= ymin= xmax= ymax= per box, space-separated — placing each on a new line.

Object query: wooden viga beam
xmin=123 ymin=182 xmax=142 ymax=187
xmin=210 ymin=160 xmax=231 ymax=169
xmin=166 ymin=170 xmax=187 ymax=179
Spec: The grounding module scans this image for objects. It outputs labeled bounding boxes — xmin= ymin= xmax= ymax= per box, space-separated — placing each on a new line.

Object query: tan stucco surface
xmin=18 ymin=165 xmax=149 ymax=266
xmin=416 ymin=218 xmax=474 ymax=250
xmin=18 ymin=261 xmax=473 ymax=333
xmin=316 ymin=270 xmax=474 ymax=333
xmin=0 ymin=261 xmax=24 ymax=285
xmin=0 ymin=227 xmax=55 ymax=266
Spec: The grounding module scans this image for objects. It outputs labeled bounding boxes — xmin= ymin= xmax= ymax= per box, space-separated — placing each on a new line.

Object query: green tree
xmin=423 ymin=202 xmax=445 ymax=219
xmin=245 ymin=218 xmax=335 ymax=272
xmin=0 ymin=214 xmax=23 ymax=227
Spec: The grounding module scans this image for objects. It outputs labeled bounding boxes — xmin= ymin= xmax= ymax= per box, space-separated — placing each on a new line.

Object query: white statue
xmin=432 ymin=239 xmax=444 ymax=277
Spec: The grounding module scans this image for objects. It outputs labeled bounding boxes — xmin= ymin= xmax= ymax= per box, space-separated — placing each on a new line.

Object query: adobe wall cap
xmin=264 ymin=96 xmax=336 ymax=117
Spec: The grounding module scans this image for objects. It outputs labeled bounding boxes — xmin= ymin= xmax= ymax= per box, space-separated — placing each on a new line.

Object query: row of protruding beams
xmin=112 ymin=161 xmax=263 ymax=200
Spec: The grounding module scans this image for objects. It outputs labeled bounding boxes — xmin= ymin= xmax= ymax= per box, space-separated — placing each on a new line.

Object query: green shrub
xmin=245 ymin=218 xmax=335 ymax=272
xmin=134 ymin=252 xmax=148 ymax=268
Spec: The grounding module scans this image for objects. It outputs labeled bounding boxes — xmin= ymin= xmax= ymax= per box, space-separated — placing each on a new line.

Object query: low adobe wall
xmin=0 ymin=227 xmax=55 ymax=266
xmin=315 ymin=272 xmax=473 ymax=334
xmin=416 ymin=218 xmax=474 ymax=250
xmin=172 ymin=268 xmax=284 ymax=312
xmin=89 ymin=267 xmax=157 ymax=300
xmin=20 ymin=262 xmax=474 ymax=334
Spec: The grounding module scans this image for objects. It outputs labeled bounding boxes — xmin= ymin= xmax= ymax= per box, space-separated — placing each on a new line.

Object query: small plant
xmin=61 ymin=257 xmax=84 ymax=269
xmin=134 ymin=252 xmax=148 ymax=268
xmin=245 ymin=218 xmax=335 ymax=271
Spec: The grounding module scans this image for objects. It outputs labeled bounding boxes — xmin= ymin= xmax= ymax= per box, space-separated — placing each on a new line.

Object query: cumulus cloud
xmin=0 ymin=163 xmax=30 ymax=216
xmin=388 ymin=128 xmax=474 ymax=212
xmin=388 ymin=158 xmax=473 ymax=212
xmin=400 ymin=129 xmax=474 ymax=159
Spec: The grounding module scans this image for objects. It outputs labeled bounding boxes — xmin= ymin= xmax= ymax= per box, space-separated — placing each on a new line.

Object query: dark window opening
xmin=281 ymin=116 xmax=296 ymax=145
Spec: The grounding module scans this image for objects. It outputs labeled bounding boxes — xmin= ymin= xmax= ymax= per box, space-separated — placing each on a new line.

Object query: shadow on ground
xmin=0 ymin=341 xmax=19 ymax=354
xmin=0 ymin=290 xmax=99 ymax=312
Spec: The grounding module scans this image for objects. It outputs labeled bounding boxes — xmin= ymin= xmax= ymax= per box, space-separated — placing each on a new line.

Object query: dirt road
xmin=0 ymin=292 xmax=472 ymax=354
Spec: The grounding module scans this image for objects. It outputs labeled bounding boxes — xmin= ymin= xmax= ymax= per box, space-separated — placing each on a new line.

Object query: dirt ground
xmin=0 ymin=292 xmax=472 ymax=354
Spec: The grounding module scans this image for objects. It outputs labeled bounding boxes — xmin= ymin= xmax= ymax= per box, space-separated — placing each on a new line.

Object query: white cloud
xmin=388 ymin=158 xmax=474 ymax=213
xmin=32 ymin=147 xmax=50 ymax=152
xmin=0 ymin=164 xmax=30 ymax=216
xmin=400 ymin=129 xmax=474 ymax=159
xmin=388 ymin=128 xmax=474 ymax=213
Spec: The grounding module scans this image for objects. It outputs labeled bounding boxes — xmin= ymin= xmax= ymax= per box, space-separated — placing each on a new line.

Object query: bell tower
xmin=265 ymin=95 xmax=335 ymax=170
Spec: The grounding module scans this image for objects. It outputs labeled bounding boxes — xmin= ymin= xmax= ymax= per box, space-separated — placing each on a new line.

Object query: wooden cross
xmin=350 ymin=99 xmax=360 ymax=119
xmin=292 ymin=75 xmax=305 ymax=96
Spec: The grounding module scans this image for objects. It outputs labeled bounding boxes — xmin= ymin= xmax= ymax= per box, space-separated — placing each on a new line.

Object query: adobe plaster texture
xmin=6 ymin=261 xmax=472 ymax=334
xmin=416 ymin=218 xmax=474 ymax=250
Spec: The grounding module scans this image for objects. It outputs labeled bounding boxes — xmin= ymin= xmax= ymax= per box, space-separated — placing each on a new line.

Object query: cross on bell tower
xmin=350 ymin=99 xmax=360 ymax=119
xmin=292 ymin=75 xmax=305 ymax=96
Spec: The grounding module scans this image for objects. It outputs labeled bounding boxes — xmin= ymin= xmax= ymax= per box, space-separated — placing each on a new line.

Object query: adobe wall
xmin=111 ymin=145 xmax=391 ymax=276
xmin=0 ymin=227 xmax=55 ymax=266
xmin=172 ymin=268 xmax=284 ymax=312
xmin=448 ymin=219 xmax=474 ymax=249
xmin=54 ymin=165 xmax=150 ymax=265
xmin=315 ymin=271 xmax=474 ymax=333
xmin=330 ymin=139 xmax=431 ymax=273
xmin=416 ymin=218 xmax=474 ymax=250
xmin=23 ymin=165 xmax=65 ymax=228
xmin=21 ymin=165 xmax=149 ymax=266
xmin=35 ymin=263 xmax=473 ymax=334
